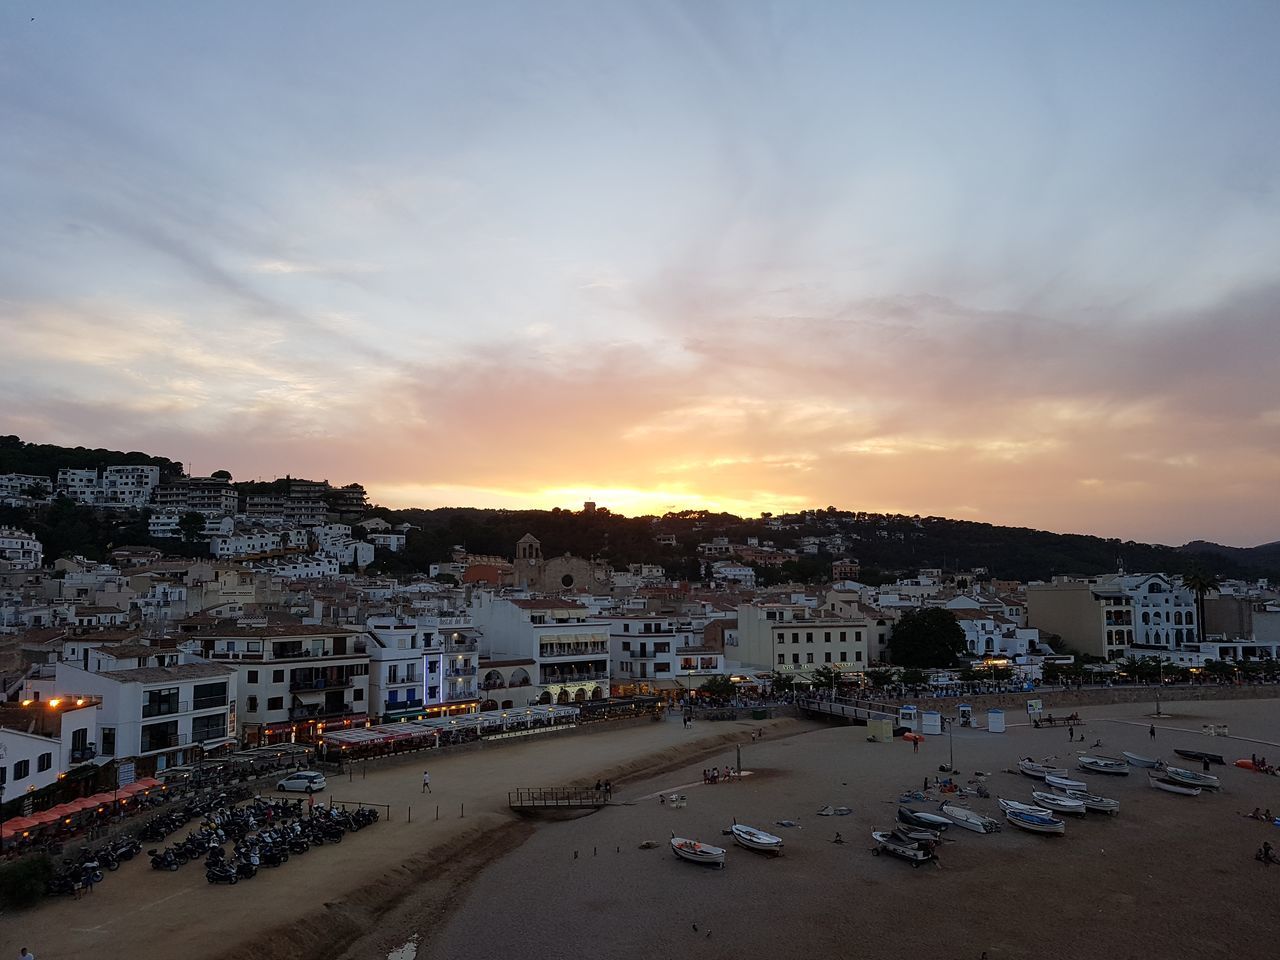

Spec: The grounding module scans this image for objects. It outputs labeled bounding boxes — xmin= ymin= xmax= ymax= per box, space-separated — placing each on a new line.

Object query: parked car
xmin=277 ymin=771 xmax=327 ymax=793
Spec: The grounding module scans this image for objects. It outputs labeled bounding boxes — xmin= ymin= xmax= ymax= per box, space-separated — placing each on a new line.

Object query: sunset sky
xmin=2 ymin=2 xmax=1279 ymax=546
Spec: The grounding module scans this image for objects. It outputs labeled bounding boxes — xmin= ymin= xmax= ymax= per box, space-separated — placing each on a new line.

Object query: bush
xmin=0 ymin=855 xmax=55 ymax=909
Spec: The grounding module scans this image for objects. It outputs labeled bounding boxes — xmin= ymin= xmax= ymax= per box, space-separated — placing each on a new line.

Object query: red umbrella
xmin=66 ymin=797 xmax=98 ymax=813
xmin=25 ymin=809 xmax=60 ymax=826
xmin=1 ymin=816 xmax=41 ymax=838
xmin=133 ymin=777 xmax=161 ymax=789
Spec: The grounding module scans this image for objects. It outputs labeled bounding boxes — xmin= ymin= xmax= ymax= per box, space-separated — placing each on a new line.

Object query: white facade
xmin=736 ymin=603 xmax=874 ymax=672
xmin=56 ymin=468 xmax=100 ymax=504
xmin=606 ymin=615 xmax=726 ymax=693
xmin=246 ymin=554 xmax=340 ymax=580
xmin=367 ymin=532 xmax=406 ymax=552
xmin=0 ymin=527 xmax=43 ymax=570
xmin=100 ymin=465 xmax=160 ymax=507
xmin=0 ymin=473 xmax=53 ymax=501
xmin=0 ymin=702 xmax=97 ymax=795
xmin=364 ymin=616 xmax=480 ymax=720
xmin=149 ymin=512 xmax=235 ymax=539
xmin=711 ymin=561 xmax=756 ymax=587
xmin=318 ymin=538 xmax=375 ymax=569
xmin=210 ymin=530 xmax=283 ymax=558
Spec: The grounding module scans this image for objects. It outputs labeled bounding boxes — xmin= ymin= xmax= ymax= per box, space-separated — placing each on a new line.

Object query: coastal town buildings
xmin=0 ymin=527 xmax=43 ymax=570
xmin=0 ymin=697 xmax=100 ymax=794
xmin=364 ymin=615 xmax=481 ymax=721
xmin=734 ymin=602 xmax=874 ymax=675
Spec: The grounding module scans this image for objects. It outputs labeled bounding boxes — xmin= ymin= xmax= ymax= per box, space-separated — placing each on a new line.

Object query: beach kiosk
xmin=899 ymin=705 xmax=919 ymax=732
xmin=987 ymin=708 xmax=1006 ymax=733
xmin=957 ymin=703 xmax=974 ymax=728
xmin=922 ymin=710 xmax=943 ymax=735
xmin=866 ymin=717 xmax=894 ymax=742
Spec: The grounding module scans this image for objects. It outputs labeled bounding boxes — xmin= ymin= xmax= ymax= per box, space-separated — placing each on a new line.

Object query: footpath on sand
xmin=3 ymin=714 xmax=804 ymax=960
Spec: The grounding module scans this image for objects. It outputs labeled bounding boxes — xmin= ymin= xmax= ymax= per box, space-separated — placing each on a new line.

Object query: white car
xmin=276 ymin=771 xmax=327 ymax=793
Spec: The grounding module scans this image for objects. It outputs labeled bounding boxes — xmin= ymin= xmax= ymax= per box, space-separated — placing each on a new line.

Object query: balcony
xmin=289 ymin=704 xmax=354 ymax=721
xmin=289 ymin=677 xmax=355 ymax=693
xmin=542 ymin=671 xmax=609 ymax=685
xmin=627 ymin=650 xmax=659 ymax=659
xmin=446 ymin=666 xmax=477 ymax=677
xmin=442 ymin=640 xmax=479 ymax=653
xmin=540 ymin=646 xmax=609 ymax=659
xmin=444 ymin=690 xmax=478 ymax=703
xmin=142 ymin=700 xmax=189 ymax=719
xmin=140 ymin=732 xmax=191 ymax=754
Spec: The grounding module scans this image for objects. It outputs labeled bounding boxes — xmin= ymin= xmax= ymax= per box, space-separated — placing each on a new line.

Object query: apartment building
xmin=154 ymin=477 xmax=239 ymax=517
xmin=0 ymin=527 xmax=43 ymax=570
xmin=0 ymin=697 xmax=99 ymax=796
xmin=364 ymin=616 xmax=480 ymax=721
xmin=193 ymin=625 xmax=370 ymax=745
xmin=367 ymin=532 xmax=406 ymax=552
xmin=735 ymin=602 xmax=873 ymax=674
xmin=606 ymin=614 xmax=725 ymax=698
xmin=470 ymin=594 xmax=611 ymax=704
xmin=100 ymin=465 xmax=161 ymax=507
xmin=56 ymin=468 xmax=100 ymax=504
xmin=149 ymin=512 xmax=234 ymax=539
xmin=0 ymin=473 xmax=53 ymax=502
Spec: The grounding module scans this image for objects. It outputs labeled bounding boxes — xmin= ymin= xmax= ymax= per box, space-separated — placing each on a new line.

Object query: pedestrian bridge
xmin=796 ymin=696 xmax=900 ymax=724
xmin=508 ymin=786 xmax=607 ymax=812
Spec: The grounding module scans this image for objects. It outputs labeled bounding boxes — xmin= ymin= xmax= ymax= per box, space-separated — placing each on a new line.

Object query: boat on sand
xmin=871 ymin=830 xmax=936 ymax=866
xmin=939 ymin=801 xmax=1000 ymax=833
xmin=1004 ymin=809 xmax=1066 ymax=835
xmin=730 ymin=823 xmax=783 ymax=855
xmin=1147 ymin=774 xmax=1201 ymax=797
xmin=671 ymin=835 xmax=726 ymax=867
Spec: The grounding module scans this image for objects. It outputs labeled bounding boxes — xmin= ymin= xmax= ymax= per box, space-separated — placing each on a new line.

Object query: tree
xmin=866 ymin=668 xmax=897 ymax=689
xmin=1181 ymin=569 xmax=1221 ymax=644
xmin=899 ymin=667 xmax=929 ymax=688
xmin=887 ymin=608 xmax=967 ymax=668
xmin=811 ymin=665 xmax=841 ymax=693
xmin=769 ymin=671 xmax=795 ymax=695
xmin=699 ymin=675 xmax=735 ymax=700
xmin=210 ymin=470 xmax=233 ymax=481
xmin=178 ymin=511 xmax=207 ymax=543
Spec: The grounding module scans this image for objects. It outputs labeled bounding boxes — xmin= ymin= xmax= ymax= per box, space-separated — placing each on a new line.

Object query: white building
xmin=153 ymin=477 xmax=239 ymax=517
xmin=364 ymin=616 xmax=481 ymax=721
xmin=318 ymin=538 xmax=375 ymax=569
xmin=0 ymin=527 xmax=43 ymax=570
xmin=100 ymin=465 xmax=160 ymax=507
xmin=0 ymin=698 xmax=99 ymax=796
xmin=45 ymin=661 xmax=237 ymax=773
xmin=193 ymin=625 xmax=370 ymax=745
xmin=0 ymin=473 xmax=52 ymax=502
xmin=606 ymin=614 xmax=726 ymax=697
xmin=735 ymin=602 xmax=874 ymax=673
xmin=246 ymin=554 xmax=340 ymax=581
xmin=470 ymin=594 xmax=611 ymax=704
xmin=149 ymin=512 xmax=235 ymax=539
xmin=367 ymin=532 xmax=406 ymax=553
xmin=56 ymin=468 xmax=100 ymax=504
xmin=210 ymin=530 xmax=282 ymax=559
xmin=710 ymin=560 xmax=756 ymax=588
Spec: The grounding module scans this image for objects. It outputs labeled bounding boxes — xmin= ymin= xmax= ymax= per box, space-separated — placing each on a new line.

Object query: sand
xmin=3 ymin=699 xmax=1278 ymax=960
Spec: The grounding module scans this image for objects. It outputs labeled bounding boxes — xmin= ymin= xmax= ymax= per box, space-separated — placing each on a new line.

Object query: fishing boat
xmin=1004 ymin=809 xmax=1066 ymax=835
xmin=1031 ymin=791 xmax=1087 ymax=816
xmin=1044 ymin=773 xmax=1089 ymax=792
xmin=1057 ymin=788 xmax=1120 ymax=815
xmin=897 ymin=807 xmax=950 ymax=831
xmin=1122 ymin=751 xmax=1162 ymax=769
xmin=1173 ymin=749 xmax=1225 ymax=766
xmin=730 ymin=823 xmax=783 ymax=855
xmin=1077 ymin=756 xmax=1130 ymax=776
xmin=1018 ymin=758 xmax=1068 ymax=780
xmin=1147 ymin=773 xmax=1201 ymax=797
xmin=1163 ymin=766 xmax=1222 ymax=791
xmin=671 ymin=835 xmax=726 ymax=867
xmin=892 ymin=824 xmax=941 ymax=844
xmin=998 ymin=797 xmax=1054 ymax=817
xmin=940 ymin=801 xmax=1000 ymax=833
xmin=871 ymin=830 xmax=936 ymax=866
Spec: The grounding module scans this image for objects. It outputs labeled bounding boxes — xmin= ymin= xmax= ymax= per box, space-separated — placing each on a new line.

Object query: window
xmin=824 ymin=632 xmax=831 ymax=643
xmin=247 ymin=696 xmax=258 ymax=712
xmin=14 ymin=759 xmax=30 ymax=781
xmin=622 ymin=641 xmax=631 ymax=651
xmin=247 ymin=670 xmax=259 ymax=684
xmin=141 ymin=687 xmax=180 ymax=718
xmin=792 ymin=653 xmax=800 ymax=664
xmin=267 ymin=696 xmax=284 ymax=711
xmin=389 ymin=689 xmax=399 ymax=704
xmin=792 ymin=633 xmax=799 ymax=643
xmin=101 ymin=727 xmax=115 ymax=756
xmin=354 ymin=689 xmax=363 ymax=701
xmin=193 ymin=682 xmax=227 ymax=710
xmin=272 ymin=669 xmax=285 ymax=683
xmin=388 ymin=665 xmax=399 ymax=684
xmin=856 ymin=651 xmax=863 ymax=662
xmin=824 ymin=652 xmax=832 ymax=663
xmin=140 ymin=720 xmax=178 ymax=753
xmin=806 ymin=652 xmax=814 ymax=664
xmin=192 ymin=714 xmax=226 ymax=743
xmin=405 ymin=664 xmax=416 ymax=682
xmin=623 ymin=623 xmax=630 ymax=632
xmin=777 ymin=653 xmax=785 ymax=665
xmin=806 ymin=632 xmax=813 ymax=643
xmin=38 ymin=752 xmax=52 ymax=772
xmin=248 ymin=641 xmax=262 ymax=653
xmin=855 ymin=630 xmax=863 ymax=642
xmin=840 ymin=631 xmax=847 ymax=642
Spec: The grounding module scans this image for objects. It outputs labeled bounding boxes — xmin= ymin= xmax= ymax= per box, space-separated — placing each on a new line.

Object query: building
xmin=193 ymin=625 xmax=370 ymax=745
xmin=0 ymin=473 xmax=53 ymax=502
xmin=0 ymin=697 xmax=100 ymax=796
xmin=367 ymin=532 xmax=406 ymax=553
xmin=317 ymin=538 xmax=375 ymax=569
xmin=831 ymin=558 xmax=861 ymax=580
xmin=154 ymin=477 xmax=239 ymax=517
xmin=606 ymin=614 xmax=725 ymax=698
xmin=0 ymin=527 xmax=43 ymax=570
xmin=99 ymin=465 xmax=160 ymax=507
xmin=56 ymin=468 xmax=100 ymax=504
xmin=46 ymin=661 xmax=236 ymax=774
xmin=508 ymin=534 xmax=611 ymax=593
xmin=710 ymin=561 xmax=756 ymax=588
xmin=735 ymin=602 xmax=873 ymax=674
xmin=247 ymin=554 xmax=340 ymax=580
xmin=149 ymin=512 xmax=234 ymax=539
xmin=364 ymin=616 xmax=481 ymax=721
xmin=470 ymin=594 xmax=611 ymax=704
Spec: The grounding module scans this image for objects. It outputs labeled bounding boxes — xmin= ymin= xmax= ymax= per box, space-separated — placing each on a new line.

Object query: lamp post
xmin=1155 ymin=656 xmax=1163 ymax=717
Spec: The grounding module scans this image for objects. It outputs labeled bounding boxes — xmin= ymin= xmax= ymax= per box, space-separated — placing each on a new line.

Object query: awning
xmin=1 ymin=816 xmax=42 ymax=838
xmin=65 ymin=797 xmax=99 ymax=813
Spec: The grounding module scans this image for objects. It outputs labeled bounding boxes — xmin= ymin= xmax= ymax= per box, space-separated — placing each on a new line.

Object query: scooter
xmin=148 ymin=847 xmax=182 ymax=871
xmin=205 ymin=861 xmax=239 ymax=885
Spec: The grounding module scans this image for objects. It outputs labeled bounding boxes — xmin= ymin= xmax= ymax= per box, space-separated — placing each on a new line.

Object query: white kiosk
xmin=922 ymin=710 xmax=943 ymax=735
xmin=957 ymin=703 xmax=974 ymax=728
xmin=987 ymin=708 xmax=1006 ymax=733
xmin=899 ymin=705 xmax=919 ymax=732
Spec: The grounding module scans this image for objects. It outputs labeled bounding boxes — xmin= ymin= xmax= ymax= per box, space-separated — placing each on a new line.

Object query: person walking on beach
xmin=20 ymin=948 xmax=35 ymax=960
xmin=1068 ymin=727 xmax=1074 ymax=742
xmin=913 ymin=737 xmax=919 ymax=754
xmin=421 ymin=770 xmax=432 ymax=794
xmin=1149 ymin=724 xmax=1156 ymax=740
xmin=604 ymin=780 xmax=612 ymax=799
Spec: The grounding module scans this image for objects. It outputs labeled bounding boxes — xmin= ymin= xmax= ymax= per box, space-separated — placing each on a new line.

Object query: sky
xmin=2 ymin=1 xmax=1279 ymax=547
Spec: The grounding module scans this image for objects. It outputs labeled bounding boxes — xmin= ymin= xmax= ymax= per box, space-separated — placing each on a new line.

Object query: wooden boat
xmin=1163 ymin=766 xmax=1221 ymax=791
xmin=1123 ymin=751 xmax=1162 ymax=769
xmin=1057 ymin=788 xmax=1120 ymax=815
xmin=1018 ymin=758 xmax=1068 ymax=780
xmin=1173 ymin=749 xmax=1225 ymax=766
xmin=1077 ymin=756 xmax=1130 ymax=776
xmin=871 ymin=830 xmax=936 ymax=866
xmin=939 ymin=801 xmax=1000 ymax=834
xmin=1147 ymin=773 xmax=1201 ymax=796
xmin=1031 ymin=791 xmax=1087 ymax=816
xmin=892 ymin=824 xmax=941 ymax=844
xmin=671 ymin=835 xmax=726 ymax=867
xmin=1004 ymin=809 xmax=1066 ymax=835
xmin=998 ymin=797 xmax=1054 ymax=817
xmin=897 ymin=807 xmax=950 ymax=831
xmin=730 ymin=823 xmax=783 ymax=855
xmin=1044 ymin=774 xmax=1088 ymax=792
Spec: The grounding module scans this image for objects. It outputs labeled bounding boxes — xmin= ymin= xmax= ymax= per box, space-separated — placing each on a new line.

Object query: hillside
xmin=0 ymin=435 xmax=183 ymax=481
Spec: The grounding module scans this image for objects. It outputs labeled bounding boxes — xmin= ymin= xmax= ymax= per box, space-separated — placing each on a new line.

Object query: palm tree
xmin=1181 ymin=569 xmax=1221 ymax=644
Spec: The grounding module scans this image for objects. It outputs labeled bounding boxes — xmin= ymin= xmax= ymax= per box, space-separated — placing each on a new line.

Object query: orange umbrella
xmin=1 ymin=816 xmax=41 ymax=838
xmin=66 ymin=797 xmax=98 ymax=813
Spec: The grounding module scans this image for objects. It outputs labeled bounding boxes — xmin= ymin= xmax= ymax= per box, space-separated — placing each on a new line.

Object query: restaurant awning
xmin=1 ymin=816 xmax=42 ymax=838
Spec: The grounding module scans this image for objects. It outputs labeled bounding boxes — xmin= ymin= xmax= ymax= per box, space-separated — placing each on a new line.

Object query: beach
xmin=4 ymin=698 xmax=1279 ymax=960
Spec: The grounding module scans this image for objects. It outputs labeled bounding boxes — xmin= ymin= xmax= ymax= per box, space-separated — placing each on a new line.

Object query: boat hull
xmin=671 ymin=837 xmax=726 ymax=867
xmin=1078 ymin=757 xmax=1130 ymax=776
xmin=940 ymin=802 xmax=1000 ymax=834
xmin=872 ymin=831 xmax=935 ymax=865
xmin=1045 ymin=774 xmax=1089 ymax=792
xmin=1174 ymin=749 xmax=1225 ymax=766
xmin=1147 ymin=774 xmax=1201 ymax=796
xmin=1058 ymin=788 xmax=1120 ymax=814
xmin=1004 ymin=810 xmax=1066 ymax=835
xmin=731 ymin=824 xmax=783 ymax=855
xmin=897 ymin=807 xmax=950 ymax=831
xmin=998 ymin=798 xmax=1054 ymax=817
xmin=1163 ymin=767 xmax=1221 ymax=791
xmin=1031 ymin=791 xmax=1087 ymax=815
xmin=1019 ymin=759 xmax=1068 ymax=780
xmin=1123 ymin=751 xmax=1162 ymax=769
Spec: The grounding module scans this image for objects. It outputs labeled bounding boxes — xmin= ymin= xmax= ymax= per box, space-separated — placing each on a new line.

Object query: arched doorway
xmin=538 ymin=691 xmax=552 ymax=705
xmin=482 ymin=670 xmax=504 ymax=690
xmin=573 ymin=688 xmax=587 ymax=702
xmin=556 ymin=689 xmax=571 ymax=704
xmin=480 ymin=699 xmax=498 ymax=711
xmin=501 ymin=700 xmax=513 ymax=709
xmin=510 ymin=667 xmax=531 ymax=687
xmin=590 ymin=686 xmax=604 ymax=700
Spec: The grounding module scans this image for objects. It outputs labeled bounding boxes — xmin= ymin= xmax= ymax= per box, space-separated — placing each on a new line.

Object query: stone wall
xmin=875 ymin=683 xmax=1280 ymax=717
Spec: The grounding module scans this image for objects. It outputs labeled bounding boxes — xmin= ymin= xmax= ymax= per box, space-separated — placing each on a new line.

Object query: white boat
xmin=940 ymin=801 xmax=1000 ymax=834
xmin=1077 ymin=756 xmax=1130 ymax=776
xmin=1163 ymin=766 xmax=1222 ymax=791
xmin=892 ymin=825 xmax=941 ymax=844
xmin=671 ymin=835 xmax=726 ymax=867
xmin=1004 ymin=809 xmax=1066 ymax=835
xmin=730 ymin=823 xmax=783 ymax=855
xmin=897 ymin=807 xmax=951 ymax=831
xmin=1031 ymin=791 xmax=1087 ymax=816
xmin=871 ymin=830 xmax=936 ymax=866
xmin=1045 ymin=774 xmax=1089 ymax=792
xmin=1122 ymin=751 xmax=1162 ymax=769
xmin=1147 ymin=773 xmax=1201 ymax=797
xmin=999 ymin=797 xmax=1054 ymax=817
xmin=1019 ymin=758 xmax=1068 ymax=780
xmin=1060 ymin=789 xmax=1120 ymax=815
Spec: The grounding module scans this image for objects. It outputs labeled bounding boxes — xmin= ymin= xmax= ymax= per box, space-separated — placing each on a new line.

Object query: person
xmin=1266 ymin=809 xmax=1273 ymax=821
xmin=1258 ymin=841 xmax=1277 ymax=865
xmin=604 ymin=780 xmax=612 ymax=799
xmin=1068 ymin=727 xmax=1074 ymax=742
xmin=421 ymin=770 xmax=432 ymax=794
xmin=1249 ymin=807 xmax=1262 ymax=819
xmin=913 ymin=737 xmax=919 ymax=754
xmin=1149 ymin=724 xmax=1156 ymax=740
xmin=834 ymin=832 xmax=844 ymax=844
xmin=20 ymin=949 xmax=35 ymax=959
xmin=595 ymin=779 xmax=603 ymax=794
xmin=1203 ymin=757 xmax=1211 ymax=773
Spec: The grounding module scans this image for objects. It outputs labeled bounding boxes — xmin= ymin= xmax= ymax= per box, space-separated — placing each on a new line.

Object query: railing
xmin=141 ymin=700 xmax=189 ymax=718
xmin=289 ymin=705 xmax=354 ymax=721
xmin=446 ymin=667 xmax=477 ymax=677
xmin=445 ymin=690 xmax=478 ymax=702
xmin=542 ymin=672 xmax=609 ymax=685
xmin=140 ymin=732 xmax=191 ymax=753
xmin=192 ymin=696 xmax=227 ymax=710
xmin=289 ymin=678 xmax=355 ymax=692
xmin=444 ymin=640 xmax=479 ymax=652
xmin=539 ymin=648 xmax=609 ymax=659
xmin=508 ymin=787 xmax=605 ymax=810
xmin=628 ymin=650 xmax=657 ymax=659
